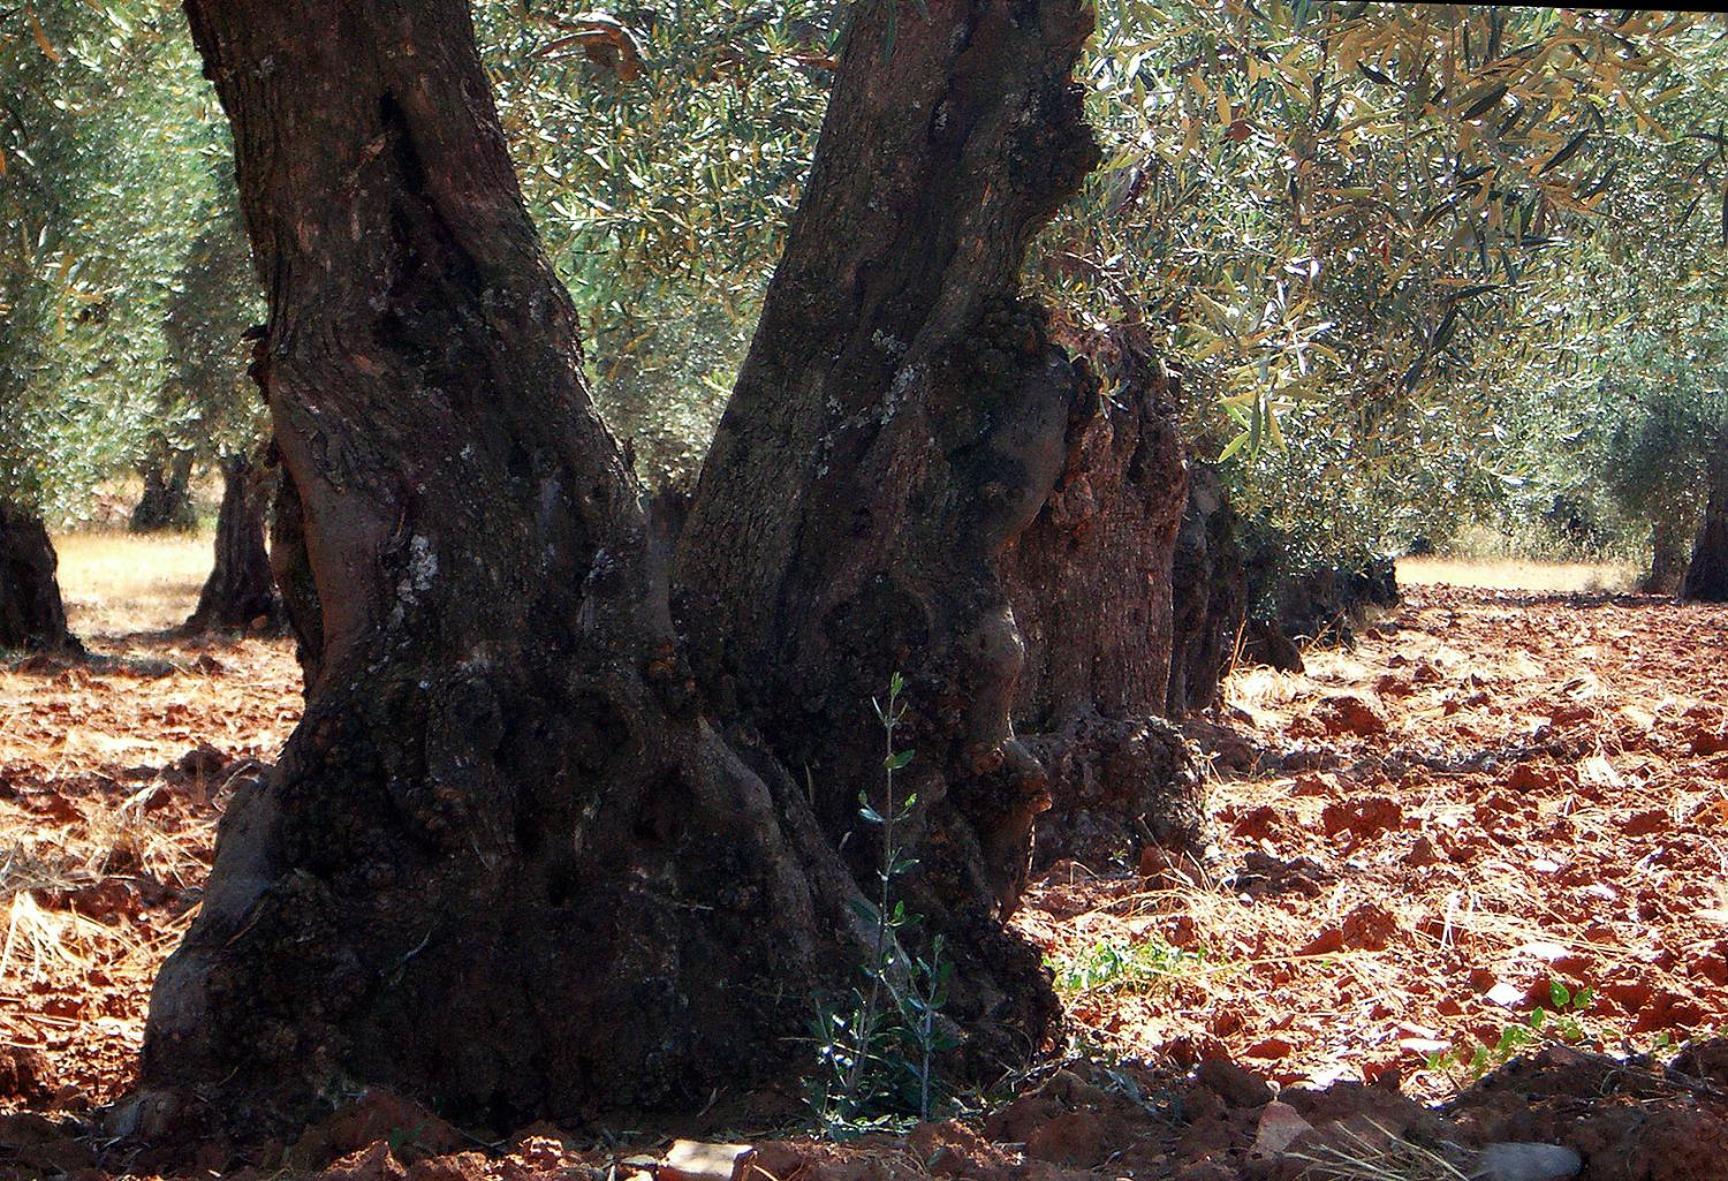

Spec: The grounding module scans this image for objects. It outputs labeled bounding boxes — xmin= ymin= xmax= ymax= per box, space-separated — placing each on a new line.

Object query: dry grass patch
xmin=53 ymin=529 xmax=213 ymax=636
xmin=1397 ymin=556 xmax=1637 ymax=594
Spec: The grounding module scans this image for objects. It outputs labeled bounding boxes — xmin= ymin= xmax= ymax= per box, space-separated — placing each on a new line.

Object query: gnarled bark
xmin=1166 ymin=464 xmax=1245 ymax=718
xmin=269 ymin=455 xmax=323 ymax=687
xmin=142 ymin=0 xmax=870 ymax=1130
xmin=183 ymin=453 xmax=282 ymax=634
xmin=0 ymin=500 xmax=79 ymax=653
xmin=143 ymin=0 xmax=1192 ymax=1133
xmin=676 ymin=0 xmax=1104 ymax=1063
xmin=1002 ymin=324 xmax=1201 ymax=870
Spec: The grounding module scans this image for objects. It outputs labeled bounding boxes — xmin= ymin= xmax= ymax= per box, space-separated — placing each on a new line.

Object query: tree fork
xmin=131 ymin=448 xmax=198 ymax=533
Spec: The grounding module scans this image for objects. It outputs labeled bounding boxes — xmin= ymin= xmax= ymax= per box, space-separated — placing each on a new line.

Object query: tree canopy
xmin=6 ymin=1 xmax=1725 ymax=577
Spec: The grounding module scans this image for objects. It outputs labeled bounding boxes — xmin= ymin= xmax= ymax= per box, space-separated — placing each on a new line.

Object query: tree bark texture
xmin=0 ymin=500 xmax=78 ymax=653
xmin=143 ymin=0 xmax=874 ymax=1130
xmin=1002 ymin=323 xmax=1201 ymax=869
xmin=183 ymin=453 xmax=283 ymax=634
xmin=675 ymin=0 xmax=1108 ymax=1060
xmin=142 ymin=0 xmax=1205 ymax=1132
xmin=1165 ymin=464 xmax=1244 ymax=718
xmin=131 ymin=447 xmax=198 ymax=532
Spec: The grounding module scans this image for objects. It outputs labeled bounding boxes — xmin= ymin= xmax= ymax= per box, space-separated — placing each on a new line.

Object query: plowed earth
xmin=6 ymin=577 xmax=1728 ymax=1180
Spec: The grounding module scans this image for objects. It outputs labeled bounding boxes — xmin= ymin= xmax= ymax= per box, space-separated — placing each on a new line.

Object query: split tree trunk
xmin=183 ymin=453 xmax=282 ymax=634
xmin=131 ymin=448 xmax=198 ymax=532
xmin=1683 ymin=454 xmax=1728 ymax=602
xmin=143 ymin=0 xmax=873 ymax=1130
xmin=0 ymin=500 xmax=79 ymax=653
xmin=676 ymin=0 xmax=1197 ymax=1048
xmin=144 ymin=0 xmax=1192 ymax=1132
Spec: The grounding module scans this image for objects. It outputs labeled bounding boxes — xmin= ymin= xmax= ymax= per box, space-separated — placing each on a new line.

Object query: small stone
xmin=1195 ymin=1056 xmax=1273 ymax=1108
xmin=1250 ymin=1100 xmax=1313 ymax=1157
xmin=659 ymin=1140 xmax=756 ymax=1181
xmin=177 ymin=742 xmax=230 ymax=778
xmin=1473 ymin=1141 xmax=1582 ymax=1181
xmin=1023 ymin=1110 xmax=1106 ymax=1168
xmin=1622 ymin=808 xmax=1669 ymax=837
xmin=1339 ymin=903 xmax=1399 ymax=951
xmin=1315 ymin=694 xmax=1388 ymax=737
xmin=325 ymin=1141 xmax=407 ymax=1181
xmin=1244 ymin=1036 xmax=1295 ymax=1061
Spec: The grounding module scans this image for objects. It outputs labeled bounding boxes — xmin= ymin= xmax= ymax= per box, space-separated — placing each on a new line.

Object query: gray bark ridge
xmin=678 ymin=0 xmax=1196 ymax=1067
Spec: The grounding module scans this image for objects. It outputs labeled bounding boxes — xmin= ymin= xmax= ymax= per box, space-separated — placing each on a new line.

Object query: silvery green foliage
xmin=0 ymin=1 xmax=234 ymax=518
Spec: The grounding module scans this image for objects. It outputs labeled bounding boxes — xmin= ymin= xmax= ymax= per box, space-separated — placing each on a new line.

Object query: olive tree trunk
xmin=1166 ymin=463 xmax=1245 ymax=717
xmin=1645 ymin=515 xmax=1689 ymax=596
xmin=141 ymin=0 xmax=1199 ymax=1133
xmin=1002 ymin=324 xmax=1201 ymax=869
xmin=183 ymin=453 xmax=282 ymax=634
xmin=676 ymin=0 xmax=1198 ymax=1027
xmin=1683 ymin=453 xmax=1728 ymax=602
xmin=142 ymin=0 xmax=872 ymax=1130
xmin=0 ymin=500 xmax=79 ymax=653
xmin=131 ymin=447 xmax=198 ymax=532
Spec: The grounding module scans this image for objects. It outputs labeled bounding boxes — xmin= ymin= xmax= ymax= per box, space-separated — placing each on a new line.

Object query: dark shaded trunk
xmin=1239 ymin=523 xmax=1398 ymax=664
xmin=0 ymin=501 xmax=79 ymax=653
xmin=183 ymin=454 xmax=282 ymax=634
xmin=131 ymin=447 xmax=198 ymax=532
xmin=1683 ymin=456 xmax=1728 ymax=602
xmin=1260 ymin=562 xmax=1398 ymax=648
xmin=141 ymin=0 xmax=874 ymax=1132
xmin=1166 ymin=465 xmax=1246 ymax=718
xmin=1644 ymin=516 xmax=1689 ymax=595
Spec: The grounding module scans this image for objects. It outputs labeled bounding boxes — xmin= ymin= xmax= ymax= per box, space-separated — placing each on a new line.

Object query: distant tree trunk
xmin=143 ymin=0 xmax=885 ymax=1132
xmin=0 ymin=500 xmax=79 ymax=653
xmin=1645 ymin=516 xmax=1689 ymax=595
xmin=1683 ymin=454 xmax=1728 ymax=602
xmin=131 ymin=447 xmax=197 ymax=532
xmin=183 ymin=453 xmax=281 ymax=633
xmin=1166 ymin=464 xmax=1245 ymax=717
